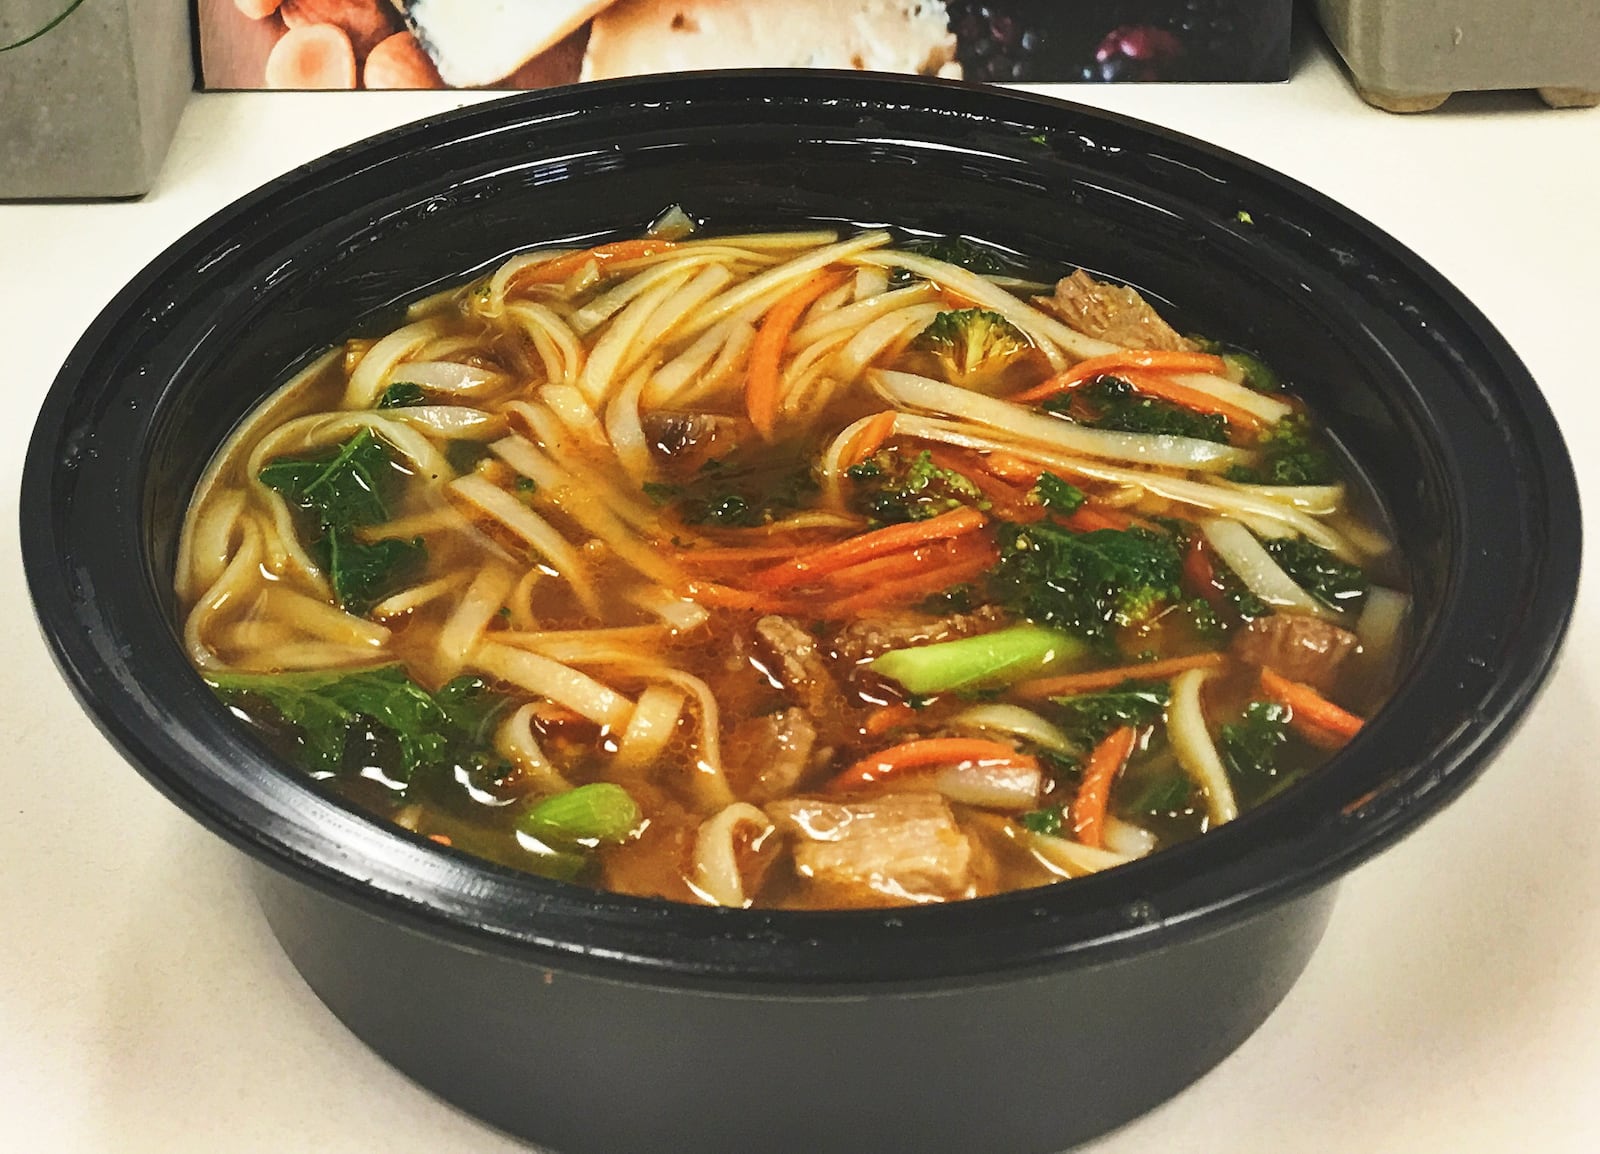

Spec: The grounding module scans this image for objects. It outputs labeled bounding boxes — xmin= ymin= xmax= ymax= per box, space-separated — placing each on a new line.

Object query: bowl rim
xmin=20 ymin=70 xmax=1581 ymax=991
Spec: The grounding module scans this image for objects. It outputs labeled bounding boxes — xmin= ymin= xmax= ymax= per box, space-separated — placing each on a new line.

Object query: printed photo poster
xmin=200 ymin=1 xmax=1291 ymax=91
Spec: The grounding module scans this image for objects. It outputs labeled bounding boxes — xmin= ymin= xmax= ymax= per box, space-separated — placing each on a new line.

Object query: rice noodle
xmin=178 ymin=489 xmax=246 ymax=604
xmin=505 ymin=302 xmax=585 ymax=388
xmin=626 ymin=587 xmax=711 ymax=633
xmin=342 ymin=318 xmax=446 ymax=409
xmin=506 ymin=566 xmax=545 ymax=632
xmin=790 ymin=282 xmax=940 ymax=349
xmin=245 ymin=411 xmax=454 ymax=487
xmin=384 ymin=405 xmax=506 ymax=440
xmin=833 ymin=306 xmax=946 ymax=383
xmin=678 ymin=318 xmax=758 ymax=406
xmin=257 ymin=585 xmax=392 ymax=649
xmin=436 ymin=566 xmax=518 ymax=677
xmin=444 ymin=473 xmax=598 ymax=615
xmin=232 ymin=641 xmax=391 ymax=672
xmin=569 ymin=255 xmax=718 ymax=335
xmin=489 ymin=436 xmax=684 ymax=585
xmin=624 ymin=264 xmax=735 ymax=371
xmin=494 ymin=703 xmax=574 ymax=793
xmin=183 ymin=520 xmax=264 ymax=669
xmin=645 ymin=316 xmax=739 ymax=406
xmin=603 ymin=362 xmax=656 ymax=483
xmin=481 ymin=249 xmax=581 ymax=316
xmin=1168 ymin=666 xmax=1239 ymax=826
xmin=473 ymin=642 xmax=633 ymax=730
xmin=369 ymin=571 xmax=470 ymax=620
xmin=506 ymin=403 xmax=662 ymax=534
xmin=874 ymin=369 xmax=1252 ymax=474
xmin=355 ymin=504 xmax=471 ymax=542
xmin=494 ymin=626 xmax=669 ymax=663
xmin=853 ymin=266 xmax=890 ymax=301
xmin=578 ymin=267 xmax=695 ymax=404
xmin=1200 ymin=518 xmax=1339 ymax=620
xmin=614 ymin=685 xmax=688 ymax=772
xmin=534 ymin=386 xmax=610 ymax=449
xmin=691 ymin=803 xmax=775 ymax=908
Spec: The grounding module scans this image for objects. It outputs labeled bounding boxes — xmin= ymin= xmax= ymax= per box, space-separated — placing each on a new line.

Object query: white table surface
xmin=4 ymin=33 xmax=1598 ymax=1154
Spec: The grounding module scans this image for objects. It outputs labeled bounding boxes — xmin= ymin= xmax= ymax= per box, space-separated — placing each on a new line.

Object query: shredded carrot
xmin=677 ymin=580 xmax=807 ymax=615
xmin=751 ymin=505 xmax=988 ymax=591
xmin=820 ymin=536 xmax=970 ymax=588
xmin=427 ymin=833 xmax=453 ymax=846
xmin=816 ymin=544 xmax=997 ymax=617
xmin=840 ymin=410 xmax=899 ymax=470
xmin=829 ymin=738 xmax=1037 ymax=791
xmin=862 ymin=703 xmax=918 ymax=738
xmin=1013 ymin=652 xmax=1228 ymax=699
xmin=1013 ymin=350 xmax=1228 ymax=403
xmin=746 ymin=269 xmax=850 ymax=440
xmin=1259 ymin=666 xmax=1365 ymax=745
xmin=675 ymin=544 xmax=823 ymax=565
xmin=1115 ymin=369 xmax=1265 ymax=431
xmin=1072 ymin=725 xmax=1138 ymax=849
xmin=983 ymin=453 xmax=1044 ymax=484
xmin=1061 ymin=505 xmax=1136 ymax=533
xmin=513 ymin=240 xmax=679 ymax=286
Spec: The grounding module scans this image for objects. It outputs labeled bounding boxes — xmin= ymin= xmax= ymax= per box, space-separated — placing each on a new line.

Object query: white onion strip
xmin=1023 ymin=830 xmax=1134 ymax=878
xmin=1102 ymin=817 xmax=1158 ymax=859
xmin=385 ymin=361 xmax=506 ymax=396
xmin=951 ymin=704 xmax=1075 ymax=755
xmin=384 ymin=405 xmax=506 ymax=441
xmin=1168 ymin=666 xmax=1239 ymax=826
xmin=1200 ymin=518 xmax=1338 ymax=620
xmin=1169 ymin=372 xmax=1293 ymax=424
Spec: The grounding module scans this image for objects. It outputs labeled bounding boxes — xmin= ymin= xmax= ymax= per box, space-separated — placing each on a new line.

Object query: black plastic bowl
xmin=20 ymin=73 xmax=1580 ymax=1154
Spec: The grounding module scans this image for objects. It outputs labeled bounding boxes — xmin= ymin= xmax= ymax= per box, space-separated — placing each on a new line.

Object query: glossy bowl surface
xmin=20 ymin=72 xmax=1579 ymax=1151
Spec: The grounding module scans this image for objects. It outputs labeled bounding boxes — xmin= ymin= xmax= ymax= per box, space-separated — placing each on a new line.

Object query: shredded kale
xmin=989 ymin=521 xmax=1184 ymax=650
xmin=1127 ymin=773 xmax=1195 ymax=815
xmin=667 ymin=454 xmax=818 ymax=528
xmin=899 ymin=235 xmax=1008 ymax=276
xmin=849 ymin=448 xmax=987 ymax=525
xmin=912 ymin=308 xmax=1032 ymax=384
xmin=1222 ymin=351 xmax=1281 ymax=393
xmin=445 ymin=439 xmax=490 ymax=474
xmin=1227 ymin=413 xmax=1337 ymax=485
xmin=258 ymin=429 xmax=427 ymax=614
xmin=1031 ymin=472 xmax=1086 ymax=515
xmin=1019 ymin=808 xmax=1063 ymax=835
xmin=1049 ymin=683 xmax=1171 ymax=748
xmin=641 ymin=481 xmax=681 ymax=505
xmin=206 ymin=665 xmax=512 ymax=790
xmin=1263 ymin=537 xmax=1369 ymax=612
xmin=1046 ymin=375 xmax=1230 ymax=443
xmin=1220 ymin=700 xmax=1293 ymax=779
xmin=377 ymin=381 xmax=427 ymax=409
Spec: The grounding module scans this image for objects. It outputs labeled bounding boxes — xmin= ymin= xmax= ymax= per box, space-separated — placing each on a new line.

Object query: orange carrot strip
xmin=675 ymin=544 xmax=822 ymax=565
xmin=426 ymin=833 xmax=453 ymax=846
xmin=820 ymin=538 xmax=965 ymax=588
xmin=1014 ymin=652 xmax=1228 ymax=699
xmin=751 ymin=505 xmax=988 ymax=591
xmin=840 ymin=410 xmax=900 ymax=470
xmin=983 ymin=453 xmax=1044 ymax=484
xmin=514 ymin=240 xmax=680 ymax=286
xmin=746 ymin=269 xmax=850 ymax=440
xmin=816 ymin=546 xmax=997 ymax=617
xmin=1061 ymin=505 xmax=1135 ymax=533
xmin=677 ymin=580 xmax=807 ymax=615
xmin=829 ymin=738 xmax=1037 ymax=792
xmin=1259 ymin=667 xmax=1365 ymax=745
xmin=1116 ymin=369 xmax=1265 ymax=432
xmin=1071 ymin=725 xmax=1138 ymax=849
xmin=1013 ymin=350 xmax=1228 ymax=403
xmin=862 ymin=703 xmax=918 ymax=738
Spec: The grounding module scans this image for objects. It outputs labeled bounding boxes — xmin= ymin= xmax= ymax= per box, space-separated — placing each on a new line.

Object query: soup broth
xmin=176 ymin=222 xmax=1406 ymax=909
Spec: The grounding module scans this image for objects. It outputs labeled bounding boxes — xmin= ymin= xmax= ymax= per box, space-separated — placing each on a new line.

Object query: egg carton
xmin=1314 ymin=0 xmax=1600 ymax=111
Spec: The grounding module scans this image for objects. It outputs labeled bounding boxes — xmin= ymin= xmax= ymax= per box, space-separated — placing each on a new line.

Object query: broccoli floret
xmin=848 ymin=448 xmax=987 ymax=524
xmin=912 ymin=309 xmax=1033 ymax=384
xmin=989 ymin=521 xmax=1184 ymax=651
xmin=1031 ymin=472 xmax=1086 ymax=514
xmin=1228 ymin=413 xmax=1337 ymax=485
xmin=902 ymin=236 xmax=1008 ymax=275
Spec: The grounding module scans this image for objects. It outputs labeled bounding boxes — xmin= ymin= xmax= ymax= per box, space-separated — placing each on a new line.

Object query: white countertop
xmin=4 ymin=34 xmax=1598 ymax=1154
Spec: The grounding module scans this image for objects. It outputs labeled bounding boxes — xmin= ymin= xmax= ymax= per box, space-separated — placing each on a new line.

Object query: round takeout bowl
xmin=21 ymin=73 xmax=1580 ymax=1153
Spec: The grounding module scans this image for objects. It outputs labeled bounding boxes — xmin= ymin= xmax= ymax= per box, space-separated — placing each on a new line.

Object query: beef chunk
xmin=766 ymin=792 xmax=974 ymax=906
xmin=1037 ymin=269 xmax=1196 ymax=353
xmin=753 ymin=615 xmax=841 ymax=718
xmin=730 ymin=707 xmax=821 ymax=802
xmin=1231 ymin=612 xmax=1361 ymax=692
xmin=831 ymin=604 xmax=1007 ymax=664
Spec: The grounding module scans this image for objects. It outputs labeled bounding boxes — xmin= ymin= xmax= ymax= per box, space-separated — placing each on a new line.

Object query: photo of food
xmin=198 ymin=0 xmax=1290 ymax=90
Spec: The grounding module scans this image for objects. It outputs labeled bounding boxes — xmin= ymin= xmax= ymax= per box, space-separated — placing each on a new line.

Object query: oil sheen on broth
xmin=175 ymin=219 xmax=1408 ymax=910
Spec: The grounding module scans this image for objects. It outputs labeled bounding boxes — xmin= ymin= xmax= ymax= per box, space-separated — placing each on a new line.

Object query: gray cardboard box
xmin=1315 ymin=0 xmax=1600 ymax=111
xmin=1 ymin=0 xmax=193 ymax=198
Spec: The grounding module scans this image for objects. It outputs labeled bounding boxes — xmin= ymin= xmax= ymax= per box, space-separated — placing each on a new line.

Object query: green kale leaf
xmin=849 ymin=448 xmax=987 ymax=524
xmin=1227 ymin=413 xmax=1337 ymax=485
xmin=377 ymin=381 xmax=427 ymax=409
xmin=1049 ymin=683 xmax=1171 ymax=748
xmin=1220 ymin=700 xmax=1293 ymax=779
xmin=1045 ymin=375 xmax=1230 ymax=444
xmin=1031 ymin=472 xmax=1086 ymax=515
xmin=1263 ymin=537 xmax=1369 ymax=612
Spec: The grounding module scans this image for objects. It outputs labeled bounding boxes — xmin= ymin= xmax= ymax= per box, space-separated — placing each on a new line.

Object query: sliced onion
xmin=950 ymin=704 xmax=1075 ymax=755
xmin=1102 ymin=817 xmax=1158 ymax=859
xmin=1023 ymin=830 xmax=1133 ymax=878
xmin=386 ymin=360 xmax=506 ymax=395
xmin=934 ymin=762 xmax=1044 ymax=812
xmin=875 ymin=369 xmax=1251 ymax=474
xmin=1168 ymin=666 xmax=1238 ymax=826
xmin=1356 ymin=585 xmax=1410 ymax=672
xmin=1217 ymin=478 xmax=1345 ymax=514
xmin=1200 ymin=518 xmax=1338 ymax=620
xmin=647 ymin=204 xmax=697 ymax=240
xmin=385 ymin=405 xmax=506 ymax=440
xmin=854 ymin=266 xmax=890 ymax=300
